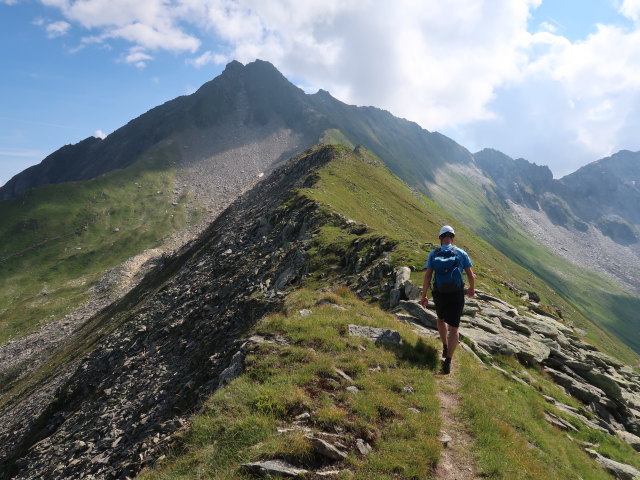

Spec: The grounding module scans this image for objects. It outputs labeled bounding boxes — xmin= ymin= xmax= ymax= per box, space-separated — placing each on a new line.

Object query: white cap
xmin=439 ymin=225 xmax=455 ymax=237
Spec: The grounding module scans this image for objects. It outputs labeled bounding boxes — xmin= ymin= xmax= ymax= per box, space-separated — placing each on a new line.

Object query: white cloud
xmin=46 ymin=20 xmax=70 ymax=37
xmin=189 ymin=50 xmax=227 ymax=68
xmin=619 ymin=0 xmax=640 ymax=22
xmin=123 ymin=46 xmax=153 ymax=68
xmin=94 ymin=129 xmax=107 ymax=139
xmin=41 ymin=0 xmax=200 ymax=53
xmin=539 ymin=21 xmax=558 ymax=33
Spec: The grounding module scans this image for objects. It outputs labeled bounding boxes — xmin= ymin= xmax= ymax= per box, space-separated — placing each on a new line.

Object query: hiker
xmin=420 ymin=225 xmax=475 ymax=374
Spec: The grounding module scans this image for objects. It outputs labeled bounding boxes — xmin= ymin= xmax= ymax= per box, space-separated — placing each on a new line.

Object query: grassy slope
xmin=0 ymin=143 xmax=204 ymax=345
xmin=142 ymin=146 xmax=636 ymax=479
xmin=427 ymin=164 xmax=640 ymax=362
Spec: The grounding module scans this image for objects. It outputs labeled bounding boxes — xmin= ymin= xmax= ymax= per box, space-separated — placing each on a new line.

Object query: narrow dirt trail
xmin=434 ymin=366 xmax=481 ymax=480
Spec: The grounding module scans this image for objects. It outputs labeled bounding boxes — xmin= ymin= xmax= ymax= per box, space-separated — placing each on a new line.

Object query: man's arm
xmin=421 ymin=268 xmax=433 ymax=307
xmin=464 ymin=267 xmax=475 ymax=297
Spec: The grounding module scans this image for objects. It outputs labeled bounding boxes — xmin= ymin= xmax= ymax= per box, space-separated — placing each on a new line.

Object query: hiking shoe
xmin=442 ymin=344 xmax=448 ymax=359
xmin=442 ymin=358 xmax=452 ymax=375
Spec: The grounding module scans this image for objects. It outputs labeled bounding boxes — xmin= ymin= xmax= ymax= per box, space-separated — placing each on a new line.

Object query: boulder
xmin=544 ymin=412 xmax=578 ymax=432
xmin=499 ymin=316 xmax=532 ymax=335
xmin=399 ymin=300 xmax=438 ymax=329
xmin=389 ymin=289 xmax=402 ymax=308
xmin=218 ymin=350 xmax=245 ymax=388
xmin=348 ymin=325 xmax=402 ymax=345
xmin=554 ymin=404 xmax=609 ymax=433
xmin=577 ymin=370 xmax=624 ymax=402
xmin=462 ymin=315 xmax=502 ymax=334
xmin=584 ymin=351 xmax=624 ymax=369
xmin=394 ymin=266 xmax=411 ymax=289
xmin=403 ymin=280 xmax=421 ymax=300
xmin=310 ymin=437 xmax=348 ymax=461
xmin=461 ymin=328 xmax=519 ymax=357
xmin=511 ymin=338 xmax=551 ymax=365
xmin=544 ymin=368 xmax=607 ymax=404
xmin=517 ymin=316 xmax=562 ymax=339
xmin=356 ymin=438 xmax=372 ymax=455
xmin=584 ymin=449 xmax=640 ymax=480
xmin=617 ymin=430 xmax=640 ymax=452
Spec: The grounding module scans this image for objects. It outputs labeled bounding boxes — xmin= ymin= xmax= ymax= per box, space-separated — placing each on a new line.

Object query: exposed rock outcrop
xmin=398 ymin=292 xmax=640 ymax=447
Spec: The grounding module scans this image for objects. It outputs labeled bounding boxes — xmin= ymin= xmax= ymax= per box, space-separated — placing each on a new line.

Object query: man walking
xmin=420 ymin=225 xmax=475 ymax=374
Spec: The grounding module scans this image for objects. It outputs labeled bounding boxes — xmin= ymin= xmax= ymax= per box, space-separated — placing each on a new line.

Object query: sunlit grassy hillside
xmin=0 ymin=145 xmax=203 ymax=345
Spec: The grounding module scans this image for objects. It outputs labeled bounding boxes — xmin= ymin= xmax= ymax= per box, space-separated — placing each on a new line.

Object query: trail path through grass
xmin=435 ymin=367 xmax=480 ymax=480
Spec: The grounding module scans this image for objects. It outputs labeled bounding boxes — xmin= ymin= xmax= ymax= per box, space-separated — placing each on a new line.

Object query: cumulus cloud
xmin=189 ymin=50 xmax=227 ymax=68
xmin=45 ymin=20 xmax=70 ymax=37
xmin=455 ymin=22 xmax=640 ymax=176
xmin=40 ymin=0 xmax=200 ymax=53
xmin=123 ymin=47 xmax=153 ymax=68
xmin=94 ymin=129 xmax=107 ymax=139
xmin=619 ymin=0 xmax=640 ymax=22
xmin=23 ymin=0 xmax=640 ymax=173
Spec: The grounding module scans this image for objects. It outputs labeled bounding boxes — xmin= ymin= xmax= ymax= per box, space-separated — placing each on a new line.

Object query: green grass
xmin=140 ymin=287 xmax=442 ymax=479
xmin=0 ymin=144 xmax=205 ymax=345
xmin=457 ymin=356 xmax=633 ymax=479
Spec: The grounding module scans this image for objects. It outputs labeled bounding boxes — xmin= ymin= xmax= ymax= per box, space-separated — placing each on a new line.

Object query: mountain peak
xmin=222 ymin=59 xmax=244 ymax=73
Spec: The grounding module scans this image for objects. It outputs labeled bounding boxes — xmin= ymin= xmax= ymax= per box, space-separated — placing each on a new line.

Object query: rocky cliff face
xmin=474 ymin=148 xmax=640 ymax=295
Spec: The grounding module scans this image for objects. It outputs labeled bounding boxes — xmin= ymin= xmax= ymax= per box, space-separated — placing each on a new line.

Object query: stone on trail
xmin=438 ymin=430 xmax=453 ymax=448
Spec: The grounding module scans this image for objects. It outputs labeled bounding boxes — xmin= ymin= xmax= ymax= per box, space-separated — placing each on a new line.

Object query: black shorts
xmin=432 ymin=289 xmax=465 ymax=328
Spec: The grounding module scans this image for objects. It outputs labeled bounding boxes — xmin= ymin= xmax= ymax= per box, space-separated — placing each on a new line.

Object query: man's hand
xmin=421 ymin=296 xmax=429 ymax=307
xmin=466 ymin=287 xmax=475 ymax=297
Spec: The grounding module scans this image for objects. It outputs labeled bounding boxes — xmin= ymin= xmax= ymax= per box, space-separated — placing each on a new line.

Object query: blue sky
xmin=2 ymin=0 xmax=640 ymax=187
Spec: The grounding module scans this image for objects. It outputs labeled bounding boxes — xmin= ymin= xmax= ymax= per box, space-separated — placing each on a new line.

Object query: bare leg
xmin=447 ymin=326 xmax=459 ymax=358
xmin=437 ymin=318 xmax=448 ymax=346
